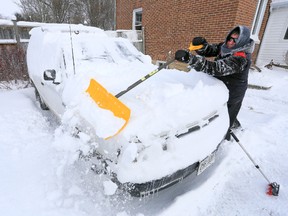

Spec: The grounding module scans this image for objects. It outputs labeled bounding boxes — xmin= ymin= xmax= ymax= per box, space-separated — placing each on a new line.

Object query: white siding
xmin=256 ymin=6 xmax=288 ymax=66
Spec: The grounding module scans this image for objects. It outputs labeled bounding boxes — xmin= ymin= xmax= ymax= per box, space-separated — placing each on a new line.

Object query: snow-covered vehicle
xmin=27 ymin=24 xmax=229 ymax=196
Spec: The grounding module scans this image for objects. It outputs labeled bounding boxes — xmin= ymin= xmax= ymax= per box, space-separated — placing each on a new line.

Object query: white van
xmin=27 ymin=24 xmax=229 ymax=196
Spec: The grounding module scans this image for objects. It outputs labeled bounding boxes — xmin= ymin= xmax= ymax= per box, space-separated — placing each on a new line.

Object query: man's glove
xmin=175 ymin=50 xmax=190 ymax=63
xmin=175 ymin=50 xmax=204 ymax=71
xmin=189 ymin=37 xmax=208 ymax=55
xmin=192 ymin=37 xmax=207 ymax=46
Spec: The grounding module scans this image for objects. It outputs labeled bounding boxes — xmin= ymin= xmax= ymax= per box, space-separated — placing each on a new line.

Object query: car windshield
xmin=62 ymin=34 xmax=143 ymax=71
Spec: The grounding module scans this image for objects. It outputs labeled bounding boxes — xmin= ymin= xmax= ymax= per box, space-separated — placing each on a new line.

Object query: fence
xmin=0 ymin=19 xmax=144 ymax=81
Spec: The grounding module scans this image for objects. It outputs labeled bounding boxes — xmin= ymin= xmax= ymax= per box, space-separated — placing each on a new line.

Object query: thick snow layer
xmin=26 ymin=25 xmax=229 ymax=183
xmin=1 ymin=66 xmax=287 ymax=216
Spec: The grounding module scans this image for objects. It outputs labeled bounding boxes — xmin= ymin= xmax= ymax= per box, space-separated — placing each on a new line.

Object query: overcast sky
xmin=0 ymin=0 xmax=20 ymax=19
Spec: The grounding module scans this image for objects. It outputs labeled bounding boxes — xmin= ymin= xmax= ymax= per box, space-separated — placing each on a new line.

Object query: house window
xmin=0 ymin=27 xmax=15 ymax=39
xmin=284 ymin=27 xmax=288 ymax=40
xmin=133 ymin=8 xmax=142 ymax=30
xmin=251 ymin=0 xmax=268 ymax=42
xmin=19 ymin=27 xmax=32 ymax=40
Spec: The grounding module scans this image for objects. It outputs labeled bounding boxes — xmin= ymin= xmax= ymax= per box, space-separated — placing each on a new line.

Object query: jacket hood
xmin=221 ymin=25 xmax=255 ymax=56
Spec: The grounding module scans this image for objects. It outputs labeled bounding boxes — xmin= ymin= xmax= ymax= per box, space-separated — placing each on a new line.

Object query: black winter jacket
xmin=189 ymin=26 xmax=255 ymax=104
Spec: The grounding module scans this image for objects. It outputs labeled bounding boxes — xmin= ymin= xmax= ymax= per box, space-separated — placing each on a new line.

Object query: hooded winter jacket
xmin=190 ymin=26 xmax=255 ymax=104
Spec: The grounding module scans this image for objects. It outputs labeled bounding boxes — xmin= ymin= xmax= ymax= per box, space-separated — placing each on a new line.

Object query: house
xmin=256 ymin=0 xmax=288 ymax=65
xmin=115 ymin=0 xmax=278 ymax=67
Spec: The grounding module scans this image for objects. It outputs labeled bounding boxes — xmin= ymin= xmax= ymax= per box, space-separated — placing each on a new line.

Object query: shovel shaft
xmin=115 ymin=59 xmax=175 ymax=98
xmin=231 ymin=131 xmax=280 ymax=196
xmin=230 ymin=131 xmax=272 ymax=184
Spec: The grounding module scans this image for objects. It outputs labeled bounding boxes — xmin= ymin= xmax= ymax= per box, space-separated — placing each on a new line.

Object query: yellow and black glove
xmin=189 ymin=37 xmax=208 ymax=55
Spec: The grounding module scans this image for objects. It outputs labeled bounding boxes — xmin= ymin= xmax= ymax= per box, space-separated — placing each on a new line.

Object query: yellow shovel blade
xmin=86 ymin=79 xmax=131 ymax=139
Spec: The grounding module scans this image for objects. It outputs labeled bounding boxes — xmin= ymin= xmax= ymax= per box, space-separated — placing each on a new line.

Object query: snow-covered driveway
xmin=0 ymin=67 xmax=287 ymax=216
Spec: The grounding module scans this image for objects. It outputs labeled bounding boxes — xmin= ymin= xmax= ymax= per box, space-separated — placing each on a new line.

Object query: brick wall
xmin=116 ymin=0 xmax=142 ymax=29
xmin=116 ymin=0 xmax=260 ymax=62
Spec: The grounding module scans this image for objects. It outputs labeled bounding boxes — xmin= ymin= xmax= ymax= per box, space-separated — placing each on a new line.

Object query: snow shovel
xmin=230 ymin=130 xmax=280 ymax=196
xmin=86 ymin=59 xmax=175 ymax=139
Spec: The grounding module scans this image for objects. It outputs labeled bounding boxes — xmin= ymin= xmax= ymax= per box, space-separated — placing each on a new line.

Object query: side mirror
xmin=43 ymin=69 xmax=56 ymax=81
xmin=43 ymin=69 xmax=60 ymax=84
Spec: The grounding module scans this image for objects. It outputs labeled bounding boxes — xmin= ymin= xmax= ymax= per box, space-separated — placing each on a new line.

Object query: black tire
xmin=34 ymin=88 xmax=49 ymax=110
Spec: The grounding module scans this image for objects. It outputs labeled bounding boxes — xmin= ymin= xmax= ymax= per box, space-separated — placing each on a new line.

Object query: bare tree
xmin=68 ymin=1 xmax=86 ymax=24
xmin=16 ymin=0 xmax=115 ymax=29
xmin=17 ymin=0 xmax=71 ymax=22
xmin=17 ymin=0 xmax=51 ymax=22
xmin=83 ymin=0 xmax=114 ymax=29
xmin=49 ymin=0 xmax=71 ymax=23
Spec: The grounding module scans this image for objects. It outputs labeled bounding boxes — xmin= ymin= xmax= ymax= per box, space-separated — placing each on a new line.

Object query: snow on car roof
xmin=29 ymin=23 xmax=106 ymax=35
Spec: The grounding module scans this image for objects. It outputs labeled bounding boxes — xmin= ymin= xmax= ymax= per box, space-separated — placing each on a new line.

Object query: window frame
xmin=132 ymin=8 xmax=142 ymax=30
xmin=251 ymin=0 xmax=268 ymax=43
xmin=0 ymin=26 xmax=15 ymax=40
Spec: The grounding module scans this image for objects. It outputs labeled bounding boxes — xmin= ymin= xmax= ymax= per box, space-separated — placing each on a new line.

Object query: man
xmin=175 ymin=25 xmax=254 ymax=140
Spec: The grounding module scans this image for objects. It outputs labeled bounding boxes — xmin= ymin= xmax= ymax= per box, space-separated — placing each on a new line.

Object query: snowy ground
xmin=0 ymin=66 xmax=287 ymax=216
